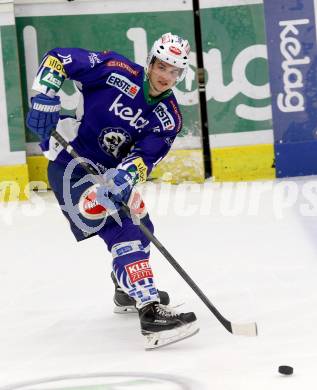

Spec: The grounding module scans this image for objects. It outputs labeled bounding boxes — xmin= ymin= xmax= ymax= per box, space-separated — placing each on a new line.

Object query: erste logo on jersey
xmin=153 ymin=103 xmax=175 ymax=131
xmin=106 ymin=72 xmax=140 ymax=99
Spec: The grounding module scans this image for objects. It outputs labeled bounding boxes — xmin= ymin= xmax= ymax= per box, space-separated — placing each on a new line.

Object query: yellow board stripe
xmin=26 ymin=151 xmax=205 ymax=185
xmin=25 ymin=145 xmax=275 ymax=185
xmin=27 ymin=155 xmax=49 ymax=186
xmin=0 ymin=143 xmax=275 ymax=203
xmin=212 ymin=144 xmax=276 ymax=182
xmin=0 ymin=164 xmax=29 ymax=201
xmin=151 ymin=149 xmax=205 ymax=183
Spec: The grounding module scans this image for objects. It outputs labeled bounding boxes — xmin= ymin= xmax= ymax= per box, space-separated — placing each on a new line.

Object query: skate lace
xmin=155 ymin=304 xmax=179 ymax=319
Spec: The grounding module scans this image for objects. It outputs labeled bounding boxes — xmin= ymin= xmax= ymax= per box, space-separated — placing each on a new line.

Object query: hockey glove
xmin=96 ymin=168 xmax=134 ymax=211
xmin=26 ymin=93 xmax=61 ymax=141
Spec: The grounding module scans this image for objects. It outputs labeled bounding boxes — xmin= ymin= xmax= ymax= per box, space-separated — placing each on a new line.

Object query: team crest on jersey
xmin=98 ymin=127 xmax=132 ymax=158
xmin=153 ymin=103 xmax=175 ymax=131
xmin=106 ymin=72 xmax=140 ymax=99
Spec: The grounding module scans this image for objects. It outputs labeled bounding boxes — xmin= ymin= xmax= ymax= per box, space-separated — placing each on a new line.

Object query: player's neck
xmin=149 ymin=88 xmax=161 ymax=97
xmin=143 ymin=76 xmax=172 ymax=104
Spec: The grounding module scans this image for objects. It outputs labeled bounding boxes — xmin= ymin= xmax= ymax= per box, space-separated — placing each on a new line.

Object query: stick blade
xmin=231 ymin=322 xmax=258 ymax=337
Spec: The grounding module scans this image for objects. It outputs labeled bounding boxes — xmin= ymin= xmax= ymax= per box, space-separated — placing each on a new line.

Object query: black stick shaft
xmin=52 ymin=129 xmax=232 ymax=333
xmin=134 ymin=213 xmax=232 ymax=332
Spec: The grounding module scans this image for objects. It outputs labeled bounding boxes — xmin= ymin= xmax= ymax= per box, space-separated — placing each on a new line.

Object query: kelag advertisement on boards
xmin=264 ymin=0 xmax=317 ymax=177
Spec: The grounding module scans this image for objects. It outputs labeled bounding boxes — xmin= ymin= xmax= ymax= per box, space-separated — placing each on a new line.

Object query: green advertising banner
xmin=198 ymin=0 xmax=275 ymax=181
xmin=0 ymin=1 xmax=28 ymax=201
xmin=0 ymin=1 xmax=26 ymax=165
xmin=199 ymin=0 xmax=273 ymax=148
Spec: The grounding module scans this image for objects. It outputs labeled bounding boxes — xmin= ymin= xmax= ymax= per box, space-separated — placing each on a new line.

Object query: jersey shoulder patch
xmin=42 ymin=55 xmax=67 ymax=77
xmin=32 ymin=54 xmax=67 ymax=96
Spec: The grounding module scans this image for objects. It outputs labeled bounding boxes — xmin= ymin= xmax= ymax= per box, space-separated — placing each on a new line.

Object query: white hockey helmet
xmin=146 ymin=32 xmax=190 ymax=83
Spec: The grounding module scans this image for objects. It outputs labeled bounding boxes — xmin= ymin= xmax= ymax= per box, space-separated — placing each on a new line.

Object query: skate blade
xmin=113 ymin=305 xmax=138 ymax=314
xmin=143 ymin=322 xmax=199 ymax=350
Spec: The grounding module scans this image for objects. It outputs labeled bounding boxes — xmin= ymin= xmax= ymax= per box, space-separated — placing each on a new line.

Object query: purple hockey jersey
xmin=32 ymin=48 xmax=183 ymax=182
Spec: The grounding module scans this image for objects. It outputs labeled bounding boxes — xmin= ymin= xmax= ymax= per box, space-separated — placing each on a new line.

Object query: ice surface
xmin=1 ymin=178 xmax=317 ymax=389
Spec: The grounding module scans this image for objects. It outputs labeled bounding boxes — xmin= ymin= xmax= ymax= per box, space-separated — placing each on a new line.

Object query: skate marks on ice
xmin=0 ymin=372 xmax=201 ymax=390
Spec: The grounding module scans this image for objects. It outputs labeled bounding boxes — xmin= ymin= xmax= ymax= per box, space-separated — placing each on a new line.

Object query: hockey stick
xmin=51 ymin=129 xmax=258 ymax=337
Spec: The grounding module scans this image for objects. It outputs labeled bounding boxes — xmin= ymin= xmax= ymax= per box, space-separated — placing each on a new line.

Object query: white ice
xmin=1 ymin=177 xmax=317 ymax=389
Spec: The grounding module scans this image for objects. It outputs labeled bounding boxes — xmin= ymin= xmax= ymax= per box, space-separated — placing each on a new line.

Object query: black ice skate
xmin=111 ymin=272 xmax=170 ymax=314
xmin=139 ymin=302 xmax=199 ymax=350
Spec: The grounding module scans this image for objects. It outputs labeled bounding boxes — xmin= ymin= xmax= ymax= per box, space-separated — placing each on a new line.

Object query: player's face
xmin=148 ymin=59 xmax=182 ymax=96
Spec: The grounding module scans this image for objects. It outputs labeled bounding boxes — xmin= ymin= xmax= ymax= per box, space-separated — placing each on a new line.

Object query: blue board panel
xmin=264 ymin=0 xmax=317 ymax=177
xmin=275 ymin=141 xmax=317 ymax=177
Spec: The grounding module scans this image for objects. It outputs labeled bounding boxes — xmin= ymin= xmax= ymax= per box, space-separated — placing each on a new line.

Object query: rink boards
xmin=1 ymin=0 xmax=317 ymax=200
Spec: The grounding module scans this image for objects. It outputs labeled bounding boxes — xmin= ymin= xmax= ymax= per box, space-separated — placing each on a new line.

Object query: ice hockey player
xmin=26 ymin=32 xmax=199 ymax=349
